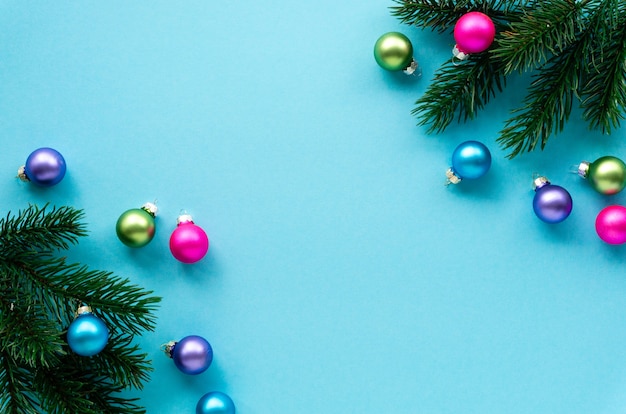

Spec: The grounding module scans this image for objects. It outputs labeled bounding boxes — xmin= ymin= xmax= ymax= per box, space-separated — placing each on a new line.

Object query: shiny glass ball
xmin=67 ymin=313 xmax=109 ymax=356
xmin=171 ymin=335 xmax=213 ymax=375
xmin=116 ymin=208 xmax=156 ymax=248
xmin=588 ymin=156 xmax=626 ymax=195
xmin=533 ymin=184 xmax=573 ymax=223
xmin=196 ymin=391 xmax=236 ymax=414
xmin=373 ymin=32 xmax=413 ymax=71
xmin=169 ymin=216 xmax=209 ymax=263
xmin=450 ymin=140 xmax=492 ymax=180
xmin=23 ymin=147 xmax=66 ymax=186
xmin=454 ymin=11 xmax=496 ymax=54
xmin=596 ymin=205 xmax=626 ymax=244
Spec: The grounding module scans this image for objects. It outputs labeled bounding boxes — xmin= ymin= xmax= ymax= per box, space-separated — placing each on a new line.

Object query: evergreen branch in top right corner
xmin=580 ymin=2 xmax=626 ymax=133
xmin=412 ymin=53 xmax=507 ymax=133
xmin=497 ymin=0 xmax=624 ymax=158
xmin=490 ymin=0 xmax=591 ymax=74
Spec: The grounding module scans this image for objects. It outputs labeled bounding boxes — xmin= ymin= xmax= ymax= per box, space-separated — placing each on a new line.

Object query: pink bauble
xmin=169 ymin=215 xmax=209 ymax=263
xmin=454 ymin=11 xmax=496 ymax=54
xmin=595 ymin=205 xmax=626 ymax=245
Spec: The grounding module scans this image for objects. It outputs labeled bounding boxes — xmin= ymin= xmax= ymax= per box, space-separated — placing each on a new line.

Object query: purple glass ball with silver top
xmin=532 ymin=176 xmax=573 ymax=223
xmin=164 ymin=335 xmax=213 ymax=375
xmin=18 ymin=147 xmax=66 ymax=187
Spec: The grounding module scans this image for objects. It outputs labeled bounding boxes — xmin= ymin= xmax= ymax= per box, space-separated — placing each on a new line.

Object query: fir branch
xmin=412 ymin=52 xmax=507 ymax=133
xmin=13 ymin=254 xmax=160 ymax=335
xmin=0 ymin=204 xmax=86 ymax=256
xmin=390 ymin=0 xmax=524 ymax=31
xmin=0 ymin=298 xmax=65 ymax=369
xmin=86 ymin=334 xmax=153 ymax=390
xmin=393 ymin=0 xmax=626 ymax=156
xmin=0 ymin=353 xmax=40 ymax=413
xmin=37 ymin=352 xmax=146 ymax=414
xmin=497 ymin=0 xmax=622 ymax=156
xmin=497 ymin=31 xmax=591 ymax=156
xmin=492 ymin=0 xmax=589 ymax=74
xmin=33 ymin=364 xmax=145 ymax=414
xmin=581 ymin=2 xmax=626 ymax=133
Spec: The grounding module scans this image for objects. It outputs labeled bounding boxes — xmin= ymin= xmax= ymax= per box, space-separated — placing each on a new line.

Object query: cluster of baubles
xmin=116 ymin=204 xmax=210 ymax=264
xmin=374 ymin=11 xmax=496 ymax=74
xmin=580 ymin=156 xmax=626 ymax=245
xmin=443 ymin=142 xmax=626 ymax=244
xmin=18 ymin=148 xmax=210 ymax=264
xmin=163 ymin=335 xmax=236 ymax=413
xmin=374 ymin=12 xmax=626 ymax=246
xmin=18 ymin=147 xmax=233 ymax=412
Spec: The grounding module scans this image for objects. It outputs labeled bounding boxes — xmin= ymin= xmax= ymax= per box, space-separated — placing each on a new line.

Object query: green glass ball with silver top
xmin=373 ymin=32 xmax=419 ymax=75
xmin=116 ymin=202 xmax=158 ymax=248
xmin=578 ymin=156 xmax=626 ymax=195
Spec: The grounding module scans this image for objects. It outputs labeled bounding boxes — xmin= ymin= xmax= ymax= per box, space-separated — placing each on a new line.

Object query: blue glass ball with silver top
xmin=447 ymin=140 xmax=492 ymax=184
xmin=196 ymin=391 xmax=236 ymax=414
xmin=67 ymin=306 xmax=109 ymax=356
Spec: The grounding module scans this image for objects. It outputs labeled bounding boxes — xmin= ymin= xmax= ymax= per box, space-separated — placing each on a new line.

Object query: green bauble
xmin=581 ymin=156 xmax=626 ymax=195
xmin=374 ymin=32 xmax=413 ymax=71
xmin=116 ymin=203 xmax=157 ymax=248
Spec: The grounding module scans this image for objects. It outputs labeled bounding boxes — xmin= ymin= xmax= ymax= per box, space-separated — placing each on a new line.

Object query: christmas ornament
xmin=67 ymin=305 xmax=109 ymax=357
xmin=196 ymin=391 xmax=236 ymax=414
xmin=452 ymin=11 xmax=496 ymax=61
xmin=532 ymin=175 xmax=573 ymax=224
xmin=164 ymin=335 xmax=213 ymax=375
xmin=595 ymin=205 xmax=626 ymax=245
xmin=446 ymin=140 xmax=492 ymax=185
xmin=373 ymin=32 xmax=419 ymax=75
xmin=116 ymin=202 xmax=158 ymax=248
xmin=17 ymin=147 xmax=66 ymax=186
xmin=577 ymin=156 xmax=626 ymax=195
xmin=169 ymin=214 xmax=209 ymax=263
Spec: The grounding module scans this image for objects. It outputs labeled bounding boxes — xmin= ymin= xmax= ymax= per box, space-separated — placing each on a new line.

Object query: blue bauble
xmin=67 ymin=312 xmax=109 ymax=356
xmin=23 ymin=147 xmax=66 ymax=186
xmin=450 ymin=140 xmax=491 ymax=180
xmin=171 ymin=335 xmax=213 ymax=375
xmin=533 ymin=183 xmax=573 ymax=223
xmin=196 ymin=391 xmax=236 ymax=414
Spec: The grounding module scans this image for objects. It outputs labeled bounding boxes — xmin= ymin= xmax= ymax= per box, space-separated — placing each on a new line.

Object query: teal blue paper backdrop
xmin=2 ymin=2 xmax=626 ymax=413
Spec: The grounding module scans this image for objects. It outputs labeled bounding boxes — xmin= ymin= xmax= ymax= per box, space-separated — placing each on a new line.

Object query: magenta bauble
xmin=169 ymin=214 xmax=209 ymax=263
xmin=595 ymin=205 xmax=626 ymax=245
xmin=454 ymin=11 xmax=496 ymax=55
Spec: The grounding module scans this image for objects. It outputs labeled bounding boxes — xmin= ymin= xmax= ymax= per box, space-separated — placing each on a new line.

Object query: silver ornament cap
xmin=533 ymin=176 xmax=550 ymax=191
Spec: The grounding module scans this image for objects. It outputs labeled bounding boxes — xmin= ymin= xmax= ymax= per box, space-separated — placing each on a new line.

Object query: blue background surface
xmin=2 ymin=2 xmax=626 ymax=413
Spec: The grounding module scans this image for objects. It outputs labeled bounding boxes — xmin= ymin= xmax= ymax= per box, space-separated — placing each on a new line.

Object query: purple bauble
xmin=533 ymin=182 xmax=573 ymax=223
xmin=22 ymin=147 xmax=66 ymax=186
xmin=170 ymin=335 xmax=213 ymax=375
